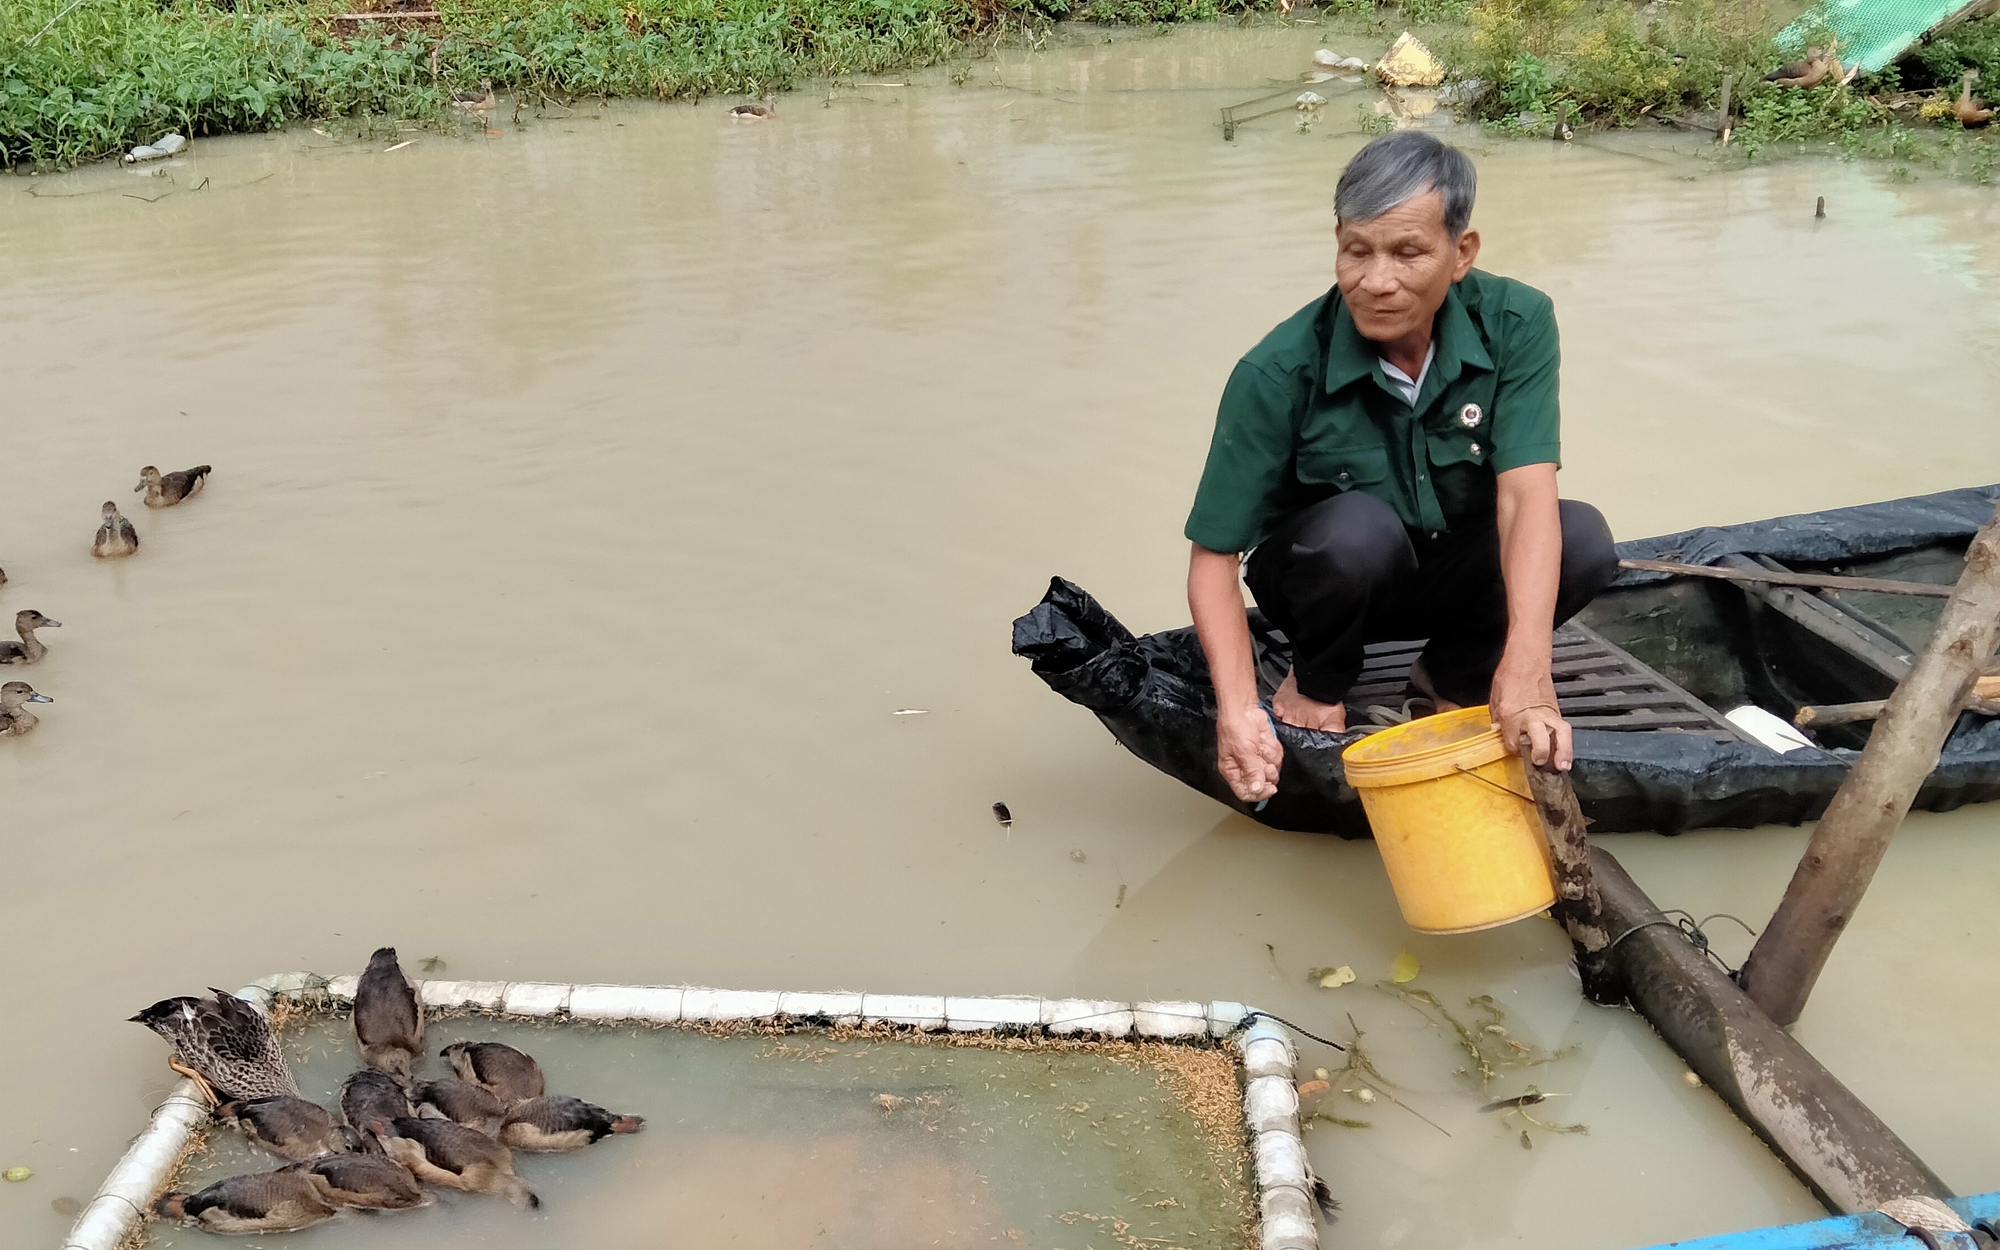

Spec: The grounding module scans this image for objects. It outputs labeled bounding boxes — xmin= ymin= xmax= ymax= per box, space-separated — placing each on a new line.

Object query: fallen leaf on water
xmin=419 ymin=956 xmax=447 ymax=973
xmin=1307 ymin=965 xmax=1357 ymax=989
xmin=3 ymin=1167 xmax=31 ymax=1182
xmin=1519 ymin=1130 xmax=1533 ymax=1150
xmin=1313 ymin=1067 xmax=1330 ymax=1081
xmin=1390 ymin=951 xmax=1420 ymax=983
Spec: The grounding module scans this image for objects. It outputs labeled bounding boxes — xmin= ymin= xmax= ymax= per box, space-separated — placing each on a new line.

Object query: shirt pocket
xmin=1426 ymin=426 xmax=1491 ymax=469
xmin=1296 ymin=444 xmax=1390 ymax=491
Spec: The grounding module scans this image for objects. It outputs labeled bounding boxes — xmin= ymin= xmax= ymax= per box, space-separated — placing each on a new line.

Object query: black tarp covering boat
xmin=1011 ymin=485 xmax=2000 ymax=836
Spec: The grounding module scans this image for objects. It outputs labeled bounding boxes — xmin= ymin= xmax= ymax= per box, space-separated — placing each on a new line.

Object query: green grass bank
xmin=4 ymin=0 xmax=1998 ymax=173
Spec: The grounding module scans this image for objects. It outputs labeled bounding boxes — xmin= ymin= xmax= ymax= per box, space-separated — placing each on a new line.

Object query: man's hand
xmin=1217 ymin=702 xmax=1283 ymax=802
xmin=1491 ymin=649 xmax=1570 ymax=770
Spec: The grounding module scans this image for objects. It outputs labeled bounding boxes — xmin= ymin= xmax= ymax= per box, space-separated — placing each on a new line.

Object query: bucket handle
xmin=1452 ymin=763 xmax=1533 ymax=804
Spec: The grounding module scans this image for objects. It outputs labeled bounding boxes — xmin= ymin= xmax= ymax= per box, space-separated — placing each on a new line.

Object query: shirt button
xmin=1470 ymin=442 xmax=1483 ymax=455
xmin=1338 ymin=471 xmax=1350 ymax=482
xmin=1430 ymin=531 xmax=1442 ymax=540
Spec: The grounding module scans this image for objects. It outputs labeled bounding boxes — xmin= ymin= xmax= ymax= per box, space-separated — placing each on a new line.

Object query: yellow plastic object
xmin=1373 ymin=32 xmax=1444 ymax=89
xmin=1341 ymin=705 xmax=1556 ymax=934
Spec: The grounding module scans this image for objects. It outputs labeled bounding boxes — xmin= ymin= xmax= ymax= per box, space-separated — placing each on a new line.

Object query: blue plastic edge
xmin=1631 ymin=1193 xmax=2000 ymax=1250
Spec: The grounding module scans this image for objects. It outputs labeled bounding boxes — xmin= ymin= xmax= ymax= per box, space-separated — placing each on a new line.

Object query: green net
xmin=1778 ymin=0 xmax=1992 ymax=73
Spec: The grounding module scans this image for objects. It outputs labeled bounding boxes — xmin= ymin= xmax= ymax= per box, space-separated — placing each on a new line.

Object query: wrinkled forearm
xmin=1188 ymin=545 xmax=1261 ymax=715
xmin=1495 ymin=464 xmax=1561 ymax=667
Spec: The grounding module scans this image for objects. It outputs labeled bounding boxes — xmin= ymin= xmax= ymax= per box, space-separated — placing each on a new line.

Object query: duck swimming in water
xmin=729 ymin=92 xmax=776 ymax=121
xmin=136 ymin=464 xmax=211 ymax=507
xmin=0 ymin=610 xmax=60 ymax=665
xmin=217 ymin=1096 xmax=353 ymax=1161
xmin=441 ymin=1040 xmax=545 ymax=1104
xmin=415 ymin=1078 xmax=508 ymax=1136
xmin=354 ymin=947 xmax=424 ymax=1079
xmin=287 ymin=1152 xmax=426 ymax=1210
xmin=375 ymin=1116 xmax=539 ymax=1207
xmin=155 ymin=1170 xmax=338 ymax=1233
xmin=91 ymin=502 xmax=138 ymax=558
xmin=499 ymin=1095 xmax=645 ymax=1152
xmin=0 ymin=682 xmax=51 ymax=737
xmin=340 ymin=1069 xmax=413 ymax=1148
xmin=130 ymin=990 xmax=300 ymax=1106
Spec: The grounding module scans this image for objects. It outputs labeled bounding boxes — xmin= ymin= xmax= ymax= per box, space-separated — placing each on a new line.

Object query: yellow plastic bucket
xmin=1340 ymin=705 xmax=1556 ymax=934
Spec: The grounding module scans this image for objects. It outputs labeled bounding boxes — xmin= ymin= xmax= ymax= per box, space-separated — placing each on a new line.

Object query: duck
xmin=415 ymin=1078 xmax=508 ymax=1136
xmin=1765 ymin=46 xmax=1841 ymax=89
xmin=130 ymin=991 xmax=301 ymax=1106
xmin=154 ymin=1170 xmax=338 ymax=1233
xmin=452 ymin=80 xmax=497 ymax=117
xmin=354 ymin=947 xmax=424 ymax=1079
xmin=1955 ymin=70 xmax=1994 ymax=126
xmin=135 ymin=464 xmax=211 ymax=507
xmin=217 ymin=1096 xmax=352 ymax=1161
xmin=374 ymin=1116 xmax=539 ymax=1207
xmin=91 ymin=502 xmax=138 ymax=558
xmin=287 ymin=1152 xmax=426 ymax=1210
xmin=498 ymin=1095 xmax=645 ymax=1152
xmin=441 ymin=1040 xmax=545 ymax=1104
xmin=0 ymin=610 xmax=60 ymax=665
xmin=339 ymin=1069 xmax=413 ymax=1144
xmin=0 ymin=682 xmax=52 ymax=738
xmin=729 ymin=92 xmax=777 ymax=121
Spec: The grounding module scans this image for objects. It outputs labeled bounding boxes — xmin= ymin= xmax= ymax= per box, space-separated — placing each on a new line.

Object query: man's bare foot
xmin=1408 ymin=658 xmax=1463 ymax=714
xmin=1272 ymin=668 xmax=1347 ymax=732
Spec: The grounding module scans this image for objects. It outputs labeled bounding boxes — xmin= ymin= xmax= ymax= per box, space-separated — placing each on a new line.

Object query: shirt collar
xmin=1323 ymin=282 xmax=1494 ymax=398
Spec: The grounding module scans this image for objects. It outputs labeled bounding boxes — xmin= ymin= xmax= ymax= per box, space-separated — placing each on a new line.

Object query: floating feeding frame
xmin=63 ymin=973 xmax=1323 ymax=1250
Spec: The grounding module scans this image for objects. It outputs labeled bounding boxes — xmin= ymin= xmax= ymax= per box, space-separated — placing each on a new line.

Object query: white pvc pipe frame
xmin=64 ymin=974 xmax=1321 ymax=1250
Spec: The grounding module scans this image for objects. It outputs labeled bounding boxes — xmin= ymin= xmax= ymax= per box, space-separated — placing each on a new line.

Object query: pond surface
xmin=4 ymin=20 xmax=2000 ymax=1250
xmin=148 ymin=1014 xmax=1248 ymax=1249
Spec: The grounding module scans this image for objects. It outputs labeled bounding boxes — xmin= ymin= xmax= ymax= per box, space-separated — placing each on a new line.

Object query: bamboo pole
xmin=1740 ymin=505 xmax=2000 ymax=1027
xmin=1617 ymin=557 xmax=1953 ymax=598
xmin=1586 ymin=849 xmax=1951 ymax=1212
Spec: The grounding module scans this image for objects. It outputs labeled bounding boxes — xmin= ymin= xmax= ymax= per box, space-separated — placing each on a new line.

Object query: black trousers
xmin=1243 ymin=492 xmax=1619 ymax=707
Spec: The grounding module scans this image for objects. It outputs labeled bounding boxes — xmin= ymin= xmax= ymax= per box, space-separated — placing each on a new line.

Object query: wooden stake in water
xmin=1718 ymin=74 xmax=1733 ymax=145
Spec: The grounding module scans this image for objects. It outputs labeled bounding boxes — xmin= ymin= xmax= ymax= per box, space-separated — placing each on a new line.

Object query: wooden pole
xmin=1617 ymin=557 xmax=1953 ymax=598
xmin=1526 ymin=764 xmax=1618 ymax=1003
xmin=1741 ymin=505 xmax=2000 ymax=1027
xmin=1794 ymin=676 xmax=2000 ymax=727
xmin=1719 ymin=74 xmax=1734 ymax=145
xmin=1586 ymin=848 xmax=1951 ymax=1212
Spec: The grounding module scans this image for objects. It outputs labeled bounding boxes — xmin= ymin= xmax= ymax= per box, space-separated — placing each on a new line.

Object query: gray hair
xmin=1334 ymin=132 xmax=1477 ymax=238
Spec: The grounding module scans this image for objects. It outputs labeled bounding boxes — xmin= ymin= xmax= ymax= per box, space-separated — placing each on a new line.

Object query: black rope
xmin=1604 ymin=910 xmax=1760 ymax=981
xmin=1240 ymin=1010 xmax=1348 ymax=1051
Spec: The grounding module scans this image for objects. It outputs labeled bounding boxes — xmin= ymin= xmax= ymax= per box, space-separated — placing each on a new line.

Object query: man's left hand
xmin=1490 ymin=651 xmax=1571 ymax=771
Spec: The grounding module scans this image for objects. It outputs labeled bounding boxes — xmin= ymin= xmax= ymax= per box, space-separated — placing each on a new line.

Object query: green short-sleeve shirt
xmin=1185 ymin=269 xmax=1562 ymax=553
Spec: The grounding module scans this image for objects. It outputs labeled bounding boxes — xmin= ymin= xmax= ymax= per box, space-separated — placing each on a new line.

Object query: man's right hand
xmin=1217 ymin=703 xmax=1283 ymax=803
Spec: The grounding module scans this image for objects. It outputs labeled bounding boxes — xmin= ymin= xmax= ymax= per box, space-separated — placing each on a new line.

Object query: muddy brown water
xmin=3 ymin=21 xmax=2000 ymax=1250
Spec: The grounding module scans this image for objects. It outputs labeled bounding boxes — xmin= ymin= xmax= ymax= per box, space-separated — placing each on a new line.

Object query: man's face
xmin=1334 ymin=189 xmax=1480 ymax=345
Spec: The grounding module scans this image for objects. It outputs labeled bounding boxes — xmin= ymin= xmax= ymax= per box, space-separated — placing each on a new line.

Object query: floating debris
xmin=123 ymin=133 xmax=187 ymax=164
xmin=1480 ymin=1091 xmax=1548 ymax=1113
xmin=1389 ymin=951 xmax=1420 ymax=984
xmin=51 ymin=1196 xmax=81 ymax=1216
xmin=1296 ymin=91 xmax=1327 ymax=111
xmin=1307 ymin=965 xmax=1356 ymax=989
xmin=873 ymin=1093 xmax=905 ymax=1112
xmin=1069 ymin=849 xmax=1086 ymax=863
xmin=1374 ymin=32 xmax=1443 ymax=88
xmin=419 ymin=956 xmax=448 ymax=973
xmin=1350 ymin=1086 xmax=1376 ymax=1104
xmin=1114 ymin=884 xmax=1127 ymax=909
xmin=1520 ymin=1130 xmax=1534 ymax=1150
xmin=892 ymin=708 xmax=929 ymax=716
xmin=1313 ymin=49 xmax=1369 ymax=71
xmin=1685 ymin=1071 xmax=1703 ymax=1087
xmin=991 ymin=802 xmax=1013 ymax=828
xmin=1296 ymin=1079 xmax=1330 ymax=1098
xmin=3 ymin=1167 xmax=32 ymax=1182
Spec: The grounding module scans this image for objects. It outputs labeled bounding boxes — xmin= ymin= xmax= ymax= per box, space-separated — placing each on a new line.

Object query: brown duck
xmin=340 ymin=1069 xmax=413 ymax=1143
xmin=1955 ymin=70 xmax=1994 ymax=126
xmin=136 ymin=464 xmax=211 ymax=507
xmin=0 ymin=610 xmax=59 ymax=665
xmin=415 ymin=1078 xmax=509 ymax=1136
xmin=374 ymin=1116 xmax=539 ymax=1207
xmin=499 ymin=1095 xmax=645 ymax=1152
xmin=0 ymin=681 xmax=52 ymax=737
xmin=288 ymin=1152 xmax=426 ymax=1210
xmin=154 ymin=1170 xmax=338 ymax=1233
xmin=217 ymin=1096 xmax=354 ymax=1161
xmin=92 ymin=502 xmax=138 ymax=558
xmin=130 ymin=990 xmax=301 ymax=1106
xmin=354 ymin=947 xmax=424 ymax=1079
xmin=1765 ymin=46 xmax=1841 ymax=88
xmin=441 ymin=1040 xmax=545 ymax=1104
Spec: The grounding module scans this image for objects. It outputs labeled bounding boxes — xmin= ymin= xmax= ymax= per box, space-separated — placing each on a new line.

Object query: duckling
xmin=415 ymin=1078 xmax=508 ymax=1136
xmin=1955 ymin=70 xmax=1994 ymax=126
xmin=91 ymin=501 xmax=138 ymax=558
xmin=441 ymin=1040 xmax=544 ymax=1104
xmin=0 ymin=681 xmax=52 ymax=738
xmin=729 ymin=92 xmax=777 ymax=121
xmin=354 ymin=947 xmax=424 ymax=1079
xmin=0 ymin=610 xmax=60 ymax=666
xmin=154 ymin=1170 xmax=338 ymax=1233
xmin=1765 ymin=46 xmax=1841 ymax=89
xmin=374 ymin=1116 xmax=539 ymax=1208
xmin=217 ymin=1096 xmax=351 ymax=1161
xmin=135 ymin=464 xmax=211 ymax=507
xmin=131 ymin=991 xmax=301 ymax=1106
xmin=498 ymin=1095 xmax=645 ymax=1152
xmin=287 ymin=1152 xmax=426 ymax=1210
xmin=340 ymin=1069 xmax=413 ymax=1143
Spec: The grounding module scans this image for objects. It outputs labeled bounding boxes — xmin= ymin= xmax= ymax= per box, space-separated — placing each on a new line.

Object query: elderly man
xmin=1185 ymin=131 xmax=1618 ymax=805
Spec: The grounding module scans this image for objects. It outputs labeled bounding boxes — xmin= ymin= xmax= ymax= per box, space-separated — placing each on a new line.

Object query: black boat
xmin=1012 ymin=485 xmax=2000 ymax=836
